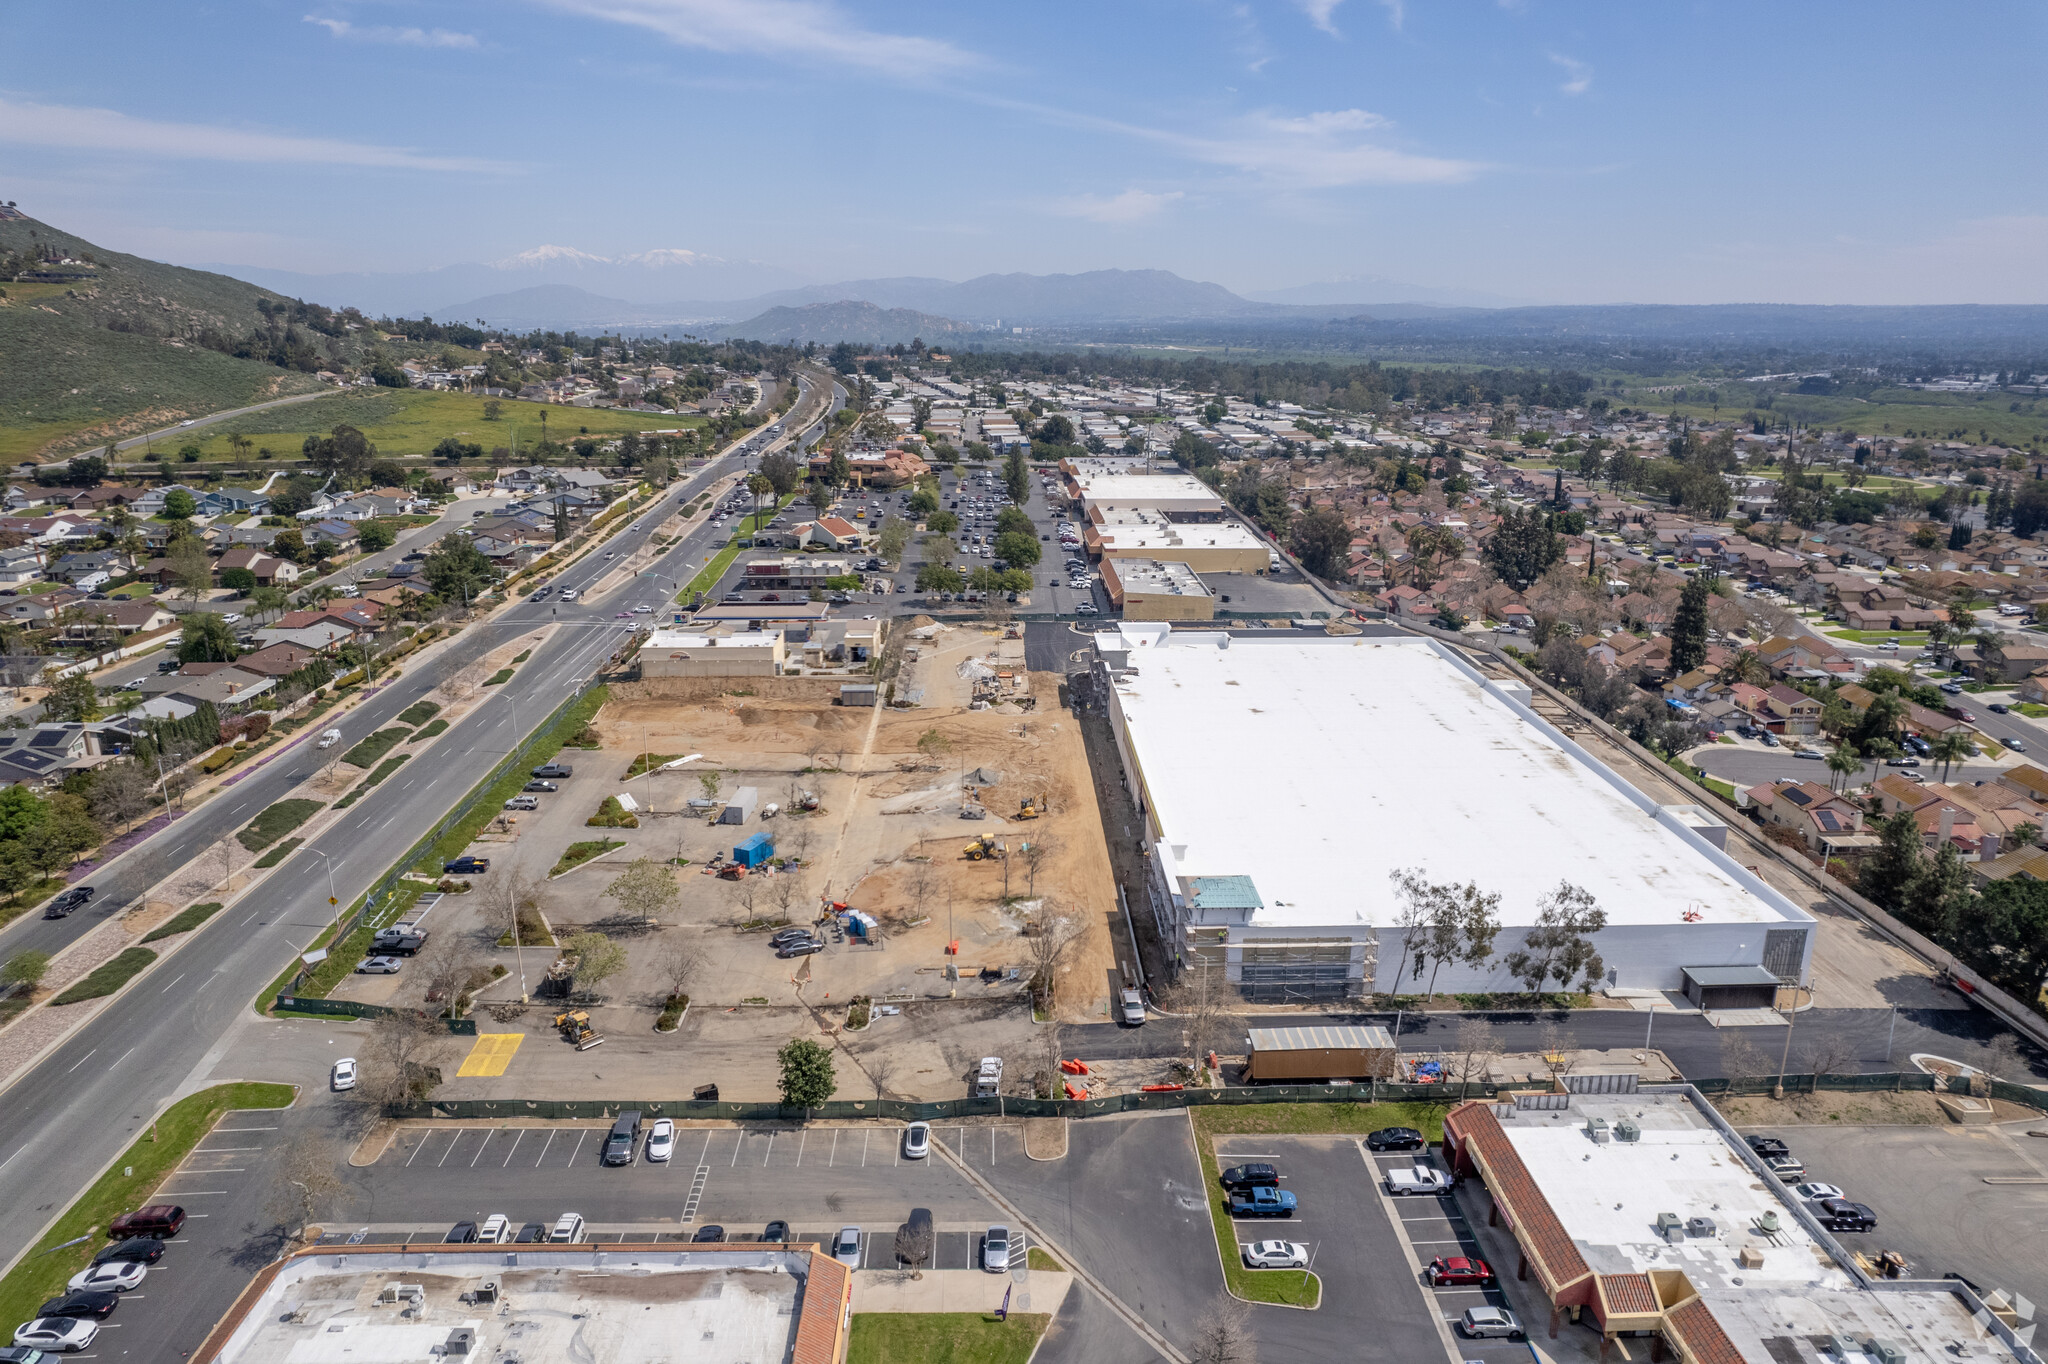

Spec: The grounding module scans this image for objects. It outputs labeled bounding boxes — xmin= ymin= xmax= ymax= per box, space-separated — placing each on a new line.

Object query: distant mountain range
xmin=719 ymin=301 xmax=982 ymax=346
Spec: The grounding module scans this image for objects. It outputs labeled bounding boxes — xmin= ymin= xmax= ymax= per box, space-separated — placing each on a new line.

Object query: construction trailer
xmin=839 ymin=683 xmax=877 ymax=707
xmin=717 ymin=785 xmax=760 ymax=825
xmin=1243 ymin=1024 xmax=1396 ymax=1083
xmin=732 ymin=832 xmax=776 ymax=868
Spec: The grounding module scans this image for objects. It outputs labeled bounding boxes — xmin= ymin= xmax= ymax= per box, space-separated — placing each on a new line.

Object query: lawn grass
xmin=140 ymin=901 xmax=223 ymax=943
xmin=340 ymin=726 xmax=411 ymax=768
xmin=551 ymin=838 xmax=625 ymax=877
xmin=414 ymin=718 xmax=448 ymax=740
xmin=625 ymin=751 xmax=684 ymax=778
xmin=271 ymin=878 xmax=428 ymax=1003
xmin=845 ymin=1313 xmax=1048 ymax=1364
xmin=160 ymin=389 xmax=702 ymax=461
xmin=50 ymin=947 xmax=158 ymax=1005
xmin=396 ymin=700 xmax=442 ymax=727
xmin=0 ymin=1082 xmax=295 ymax=1327
xmin=1026 ymin=1246 xmax=1064 ymax=1272
xmin=1823 ymin=629 xmax=1928 ymax=645
xmin=511 ymin=649 xmax=532 ymax=664
xmin=484 ymin=668 xmax=514 ymax=686
xmin=236 ymin=797 xmax=324 ymax=852
xmin=2020 ymin=703 xmax=2048 ymax=719
xmin=252 ymin=837 xmax=302 ymax=869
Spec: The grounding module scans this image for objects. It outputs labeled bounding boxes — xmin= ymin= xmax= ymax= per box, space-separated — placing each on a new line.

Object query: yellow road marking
xmin=456 ymin=1033 xmax=523 ymax=1077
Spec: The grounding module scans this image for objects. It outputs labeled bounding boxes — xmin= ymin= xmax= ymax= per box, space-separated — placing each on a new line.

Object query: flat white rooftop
xmin=1100 ymin=629 xmax=1806 ymax=932
xmin=645 ymin=629 xmax=780 ymax=650
xmin=207 ymin=1250 xmax=807 ymax=1364
xmin=1071 ymin=473 xmax=1223 ymax=507
xmin=1503 ymin=1094 xmax=2023 ymax=1364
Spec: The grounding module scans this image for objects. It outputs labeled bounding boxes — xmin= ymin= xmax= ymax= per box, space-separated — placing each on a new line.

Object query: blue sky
xmin=3 ymin=1 xmax=2044 ymax=303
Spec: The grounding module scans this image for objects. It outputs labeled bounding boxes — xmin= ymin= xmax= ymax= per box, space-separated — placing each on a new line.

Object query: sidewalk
xmin=854 ymin=1268 xmax=1069 ymax=1315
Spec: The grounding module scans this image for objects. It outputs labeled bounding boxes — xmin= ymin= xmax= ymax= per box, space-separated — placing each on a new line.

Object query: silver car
xmin=834 ymin=1226 xmax=861 ymax=1268
xmin=983 ymin=1224 xmax=1012 ymax=1273
xmin=1459 ymin=1307 xmax=1525 ymax=1340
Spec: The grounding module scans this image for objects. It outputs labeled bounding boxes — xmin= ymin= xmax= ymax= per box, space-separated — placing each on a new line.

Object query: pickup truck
xmin=1227 ymin=1186 xmax=1298 ymax=1219
xmin=1385 ymin=1166 xmax=1453 ymax=1196
xmin=1118 ymin=987 xmax=1144 ymax=1026
xmin=973 ymin=1056 xmax=1003 ymax=1098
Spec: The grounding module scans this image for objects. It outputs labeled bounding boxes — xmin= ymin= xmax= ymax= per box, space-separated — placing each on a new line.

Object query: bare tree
xmin=1536 ymin=1020 xmax=1573 ymax=1084
xmin=1189 ymin=1297 xmax=1259 ymax=1364
xmin=1800 ymin=1033 xmax=1860 ymax=1090
xmin=1164 ymin=954 xmax=1231 ymax=1066
xmin=1024 ymin=903 xmax=1077 ymax=1014
xmin=787 ymin=824 xmax=815 ymax=867
xmin=1040 ymin=1021 xmax=1063 ymax=1098
xmin=1976 ymin=1033 xmax=2028 ymax=1085
xmin=1718 ymin=1035 xmax=1774 ymax=1082
xmin=268 ymin=1142 xmax=343 ymax=1243
xmin=731 ymin=877 xmax=759 ymax=927
xmin=1019 ymin=836 xmax=1056 ymax=898
xmin=772 ymin=868 xmax=806 ymax=923
xmin=655 ymin=938 xmax=700 ymax=1004
xmin=363 ymin=1010 xmax=453 ymax=1108
xmin=415 ymin=932 xmax=470 ymax=1011
xmin=1450 ymin=1018 xmax=1501 ymax=1090
xmin=903 ymin=855 xmax=938 ymax=924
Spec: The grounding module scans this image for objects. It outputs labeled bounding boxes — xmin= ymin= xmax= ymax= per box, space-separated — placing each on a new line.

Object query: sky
xmin=3 ymin=1 xmax=2045 ymax=304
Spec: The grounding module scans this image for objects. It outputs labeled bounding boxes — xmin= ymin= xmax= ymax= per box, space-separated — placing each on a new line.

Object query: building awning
xmin=1247 ymin=1024 xmax=1393 ymax=1052
xmin=1680 ymin=964 xmax=1781 ymax=989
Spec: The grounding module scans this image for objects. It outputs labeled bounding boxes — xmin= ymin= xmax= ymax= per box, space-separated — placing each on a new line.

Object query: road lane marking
xmin=195 ymin=1147 xmax=263 ymax=1153
xmin=66 ymin=1049 xmax=98 ymax=1072
xmin=159 ymin=973 xmax=186 ymax=993
xmin=215 ymin=1127 xmax=276 ymax=1132
xmin=109 ymin=1047 xmax=136 ymax=1070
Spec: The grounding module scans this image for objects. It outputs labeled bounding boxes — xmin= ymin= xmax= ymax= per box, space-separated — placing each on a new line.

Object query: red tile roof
xmin=1597 ymin=1272 xmax=1659 ymax=1317
xmin=1666 ymin=1296 xmax=1747 ymax=1364
xmin=1442 ymin=1102 xmax=1591 ymax=1294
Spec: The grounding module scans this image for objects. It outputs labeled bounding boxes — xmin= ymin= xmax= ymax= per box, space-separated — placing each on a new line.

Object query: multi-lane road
xmin=0 ymin=376 xmax=832 ymax=1263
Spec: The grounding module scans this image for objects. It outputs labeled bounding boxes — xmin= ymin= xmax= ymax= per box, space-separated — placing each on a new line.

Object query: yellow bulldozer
xmin=553 ymin=1010 xmax=605 ymax=1050
xmin=1016 ymin=795 xmax=1045 ymax=821
xmin=962 ymin=835 xmax=1007 ymax=862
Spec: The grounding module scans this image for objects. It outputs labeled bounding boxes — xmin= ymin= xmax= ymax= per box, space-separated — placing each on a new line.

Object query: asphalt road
xmin=0 ymin=415 xmax=800 ymax=1263
xmin=1687 ymin=747 xmax=2011 ymax=789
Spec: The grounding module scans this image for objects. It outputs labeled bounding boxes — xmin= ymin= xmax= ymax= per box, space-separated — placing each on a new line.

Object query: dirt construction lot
xmin=407 ymin=624 xmax=1124 ymax=1101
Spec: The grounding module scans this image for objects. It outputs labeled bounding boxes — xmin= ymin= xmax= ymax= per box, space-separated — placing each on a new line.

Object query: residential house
xmin=0 ymin=546 xmax=44 ymax=586
xmin=1374 ymin=584 xmax=1434 ymax=620
xmin=215 ymin=545 xmax=302 ymax=586
xmin=61 ymin=599 xmax=176 ymax=641
xmin=64 ymin=485 xmax=140 ymax=512
xmin=230 ymin=641 xmax=327 ymax=677
xmin=301 ymin=520 xmax=359 ymax=552
xmin=1743 ymin=779 xmax=1866 ymax=853
xmin=50 ymin=550 xmax=130 ymax=588
xmin=1995 ymin=764 xmax=2048 ymax=805
xmin=1973 ymin=642 xmax=2048 ymax=684
xmin=0 ymin=722 xmax=107 ymax=788
xmin=140 ymin=665 xmax=276 ymax=719
xmin=199 ymin=486 xmax=271 ymax=517
xmin=1833 ymin=682 xmax=1972 ymax=738
xmin=2015 ymin=668 xmax=2048 ymax=706
xmin=1764 ymin=683 xmax=1822 ymax=736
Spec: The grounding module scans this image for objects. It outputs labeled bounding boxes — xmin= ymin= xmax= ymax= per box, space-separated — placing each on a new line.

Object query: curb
xmin=1184 ymin=1110 xmax=1324 ymax=1313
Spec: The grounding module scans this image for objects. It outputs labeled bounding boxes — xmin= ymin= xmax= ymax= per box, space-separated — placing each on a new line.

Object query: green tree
xmin=926 ymin=509 xmax=958 ymax=535
xmin=302 ymin=424 xmax=378 ymax=482
xmin=1825 ymin=741 xmax=1863 ymax=793
xmin=272 ymin=528 xmax=310 ymax=564
xmin=874 ymin=514 xmax=910 ymax=564
xmin=565 ymin=931 xmax=627 ymax=994
xmin=746 ymin=473 xmax=774 ymax=527
xmin=1035 ymin=414 xmax=1075 ymax=446
xmin=758 ymin=449 xmax=801 ymax=497
xmin=1481 ymin=505 xmax=1561 ymax=591
xmin=1004 ymin=444 xmax=1029 ymax=505
xmin=602 ymin=857 xmax=680 ymax=924
xmin=1855 ymin=689 xmax=1908 ymax=751
xmin=1901 ymin=839 xmax=1969 ymax=942
xmin=420 ymin=533 xmax=496 ymax=609
xmin=431 ymin=437 xmax=482 ymax=465
xmin=1670 ymin=572 xmax=1714 ymax=675
xmin=1289 ymin=506 xmax=1351 ymax=579
xmin=776 ymin=1037 xmax=837 ymax=1109
xmin=179 ymin=611 xmax=238 ymax=663
xmin=994 ymin=530 xmax=1040 ymax=567
xmin=162 ymin=488 xmax=197 ymax=520
xmin=44 ymin=673 xmax=98 ymax=723
xmin=1929 ymin=729 xmax=1972 ymax=782
xmin=0 ymin=786 xmax=47 ymax=841
xmin=916 ymin=564 xmax=965 ymax=593
xmin=921 ymin=534 xmax=957 ymax=569
xmin=1858 ymin=809 xmax=1923 ymax=912
xmin=907 ymin=487 xmax=940 ymax=517
xmin=808 ymin=484 xmax=833 ymax=516
xmin=1 ymin=949 xmax=52 ymax=990
xmin=219 ymin=566 xmax=257 ymax=594
xmin=1960 ymin=878 xmax=2048 ymax=1002
xmin=826 ymin=449 xmax=851 ymax=486
xmin=169 ymin=536 xmax=214 ymax=603
xmin=482 ymin=399 xmax=503 ymax=421
xmin=1500 ymin=881 xmax=1606 ymax=994
xmin=356 ymin=522 xmax=397 ymax=552
xmin=995 ymin=505 xmax=1034 ymax=538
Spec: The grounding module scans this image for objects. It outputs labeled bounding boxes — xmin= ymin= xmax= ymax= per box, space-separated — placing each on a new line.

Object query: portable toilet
xmin=733 ymin=832 xmax=775 ymax=868
xmin=843 ymin=909 xmax=878 ymax=941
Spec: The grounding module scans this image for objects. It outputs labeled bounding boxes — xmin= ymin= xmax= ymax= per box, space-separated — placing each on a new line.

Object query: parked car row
xmin=770 ymin=925 xmax=825 ymax=959
xmin=12 ymin=1206 xmax=184 ymax=1353
xmin=1746 ymin=1135 xmax=1877 ymax=1231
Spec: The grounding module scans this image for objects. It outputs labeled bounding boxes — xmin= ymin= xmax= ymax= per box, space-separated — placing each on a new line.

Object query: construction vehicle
xmin=793 ymin=789 xmax=820 ymax=812
xmin=553 ymin=1010 xmax=605 ymax=1050
xmin=1016 ymin=795 xmax=1045 ymax=821
xmin=962 ymin=835 xmax=1007 ymax=862
xmin=716 ymin=862 xmax=749 ymax=881
xmin=959 ymin=803 xmax=987 ymax=821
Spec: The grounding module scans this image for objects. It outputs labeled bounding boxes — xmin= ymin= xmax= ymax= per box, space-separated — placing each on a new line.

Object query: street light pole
xmin=309 ymin=848 xmax=343 ymax=946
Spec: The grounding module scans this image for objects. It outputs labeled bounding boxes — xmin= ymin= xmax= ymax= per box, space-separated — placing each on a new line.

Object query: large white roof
xmin=1103 ymin=630 xmax=1808 ymax=932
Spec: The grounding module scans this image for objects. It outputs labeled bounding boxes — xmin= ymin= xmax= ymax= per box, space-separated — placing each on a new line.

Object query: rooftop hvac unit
xmin=1865 ymin=1341 xmax=1906 ymax=1364
xmin=1828 ymin=1336 xmax=1861 ymax=1359
xmin=1654 ymin=1212 xmax=1684 ymax=1242
xmin=444 ymin=1327 xmax=476 ymax=1356
xmin=1585 ymin=1117 xmax=1612 ymax=1143
xmin=1614 ymin=1118 xmax=1641 ymax=1142
xmin=1757 ymin=1211 xmax=1781 ymax=1234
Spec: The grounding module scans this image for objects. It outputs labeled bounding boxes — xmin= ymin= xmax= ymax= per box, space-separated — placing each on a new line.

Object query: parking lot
xmin=1359 ymin=1142 xmax=1528 ymax=1364
xmin=1737 ymin=1119 xmax=2048 ymax=1310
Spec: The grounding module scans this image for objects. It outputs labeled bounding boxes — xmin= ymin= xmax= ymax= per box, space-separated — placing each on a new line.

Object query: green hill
xmin=0 ymin=214 xmax=376 ymax=461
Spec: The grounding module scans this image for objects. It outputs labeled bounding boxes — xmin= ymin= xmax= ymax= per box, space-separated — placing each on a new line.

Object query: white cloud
xmin=1296 ymin=0 xmax=1344 ymax=36
xmin=535 ymin=0 xmax=978 ymax=76
xmin=1051 ymin=189 xmax=1185 ymax=224
xmin=304 ymin=16 xmax=479 ymax=48
xmin=1376 ymin=0 xmax=1405 ymax=30
xmin=1549 ymin=52 xmax=1592 ymax=95
xmin=1172 ymin=108 xmax=1478 ymax=188
xmin=0 ymin=96 xmax=511 ymax=173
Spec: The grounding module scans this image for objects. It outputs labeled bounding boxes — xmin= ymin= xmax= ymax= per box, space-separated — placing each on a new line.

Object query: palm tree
xmin=1864 ymin=739 xmax=1900 ymax=788
xmin=1929 ymin=730 xmax=1971 ymax=783
xmin=746 ymin=473 xmax=773 ymax=531
xmin=1727 ymin=649 xmax=1770 ymax=686
xmin=1826 ymin=741 xmax=1864 ymax=794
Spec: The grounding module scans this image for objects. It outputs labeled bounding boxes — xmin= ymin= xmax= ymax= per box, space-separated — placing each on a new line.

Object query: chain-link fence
xmin=274 ymin=995 xmax=476 ymax=1034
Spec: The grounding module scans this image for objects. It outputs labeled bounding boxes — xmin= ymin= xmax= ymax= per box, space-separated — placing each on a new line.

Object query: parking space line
xmin=828 ymin=1130 xmax=839 ymax=1167
xmin=567 ymin=1130 xmax=588 ymax=1167
xmin=794 ymin=1130 xmax=806 ymax=1167
xmin=470 ymin=1131 xmax=494 ymax=1167
xmin=534 ymin=1131 xmax=556 ymax=1167
xmin=764 ymin=1132 xmax=775 ymax=1166
xmin=405 ymin=1131 xmax=436 ymax=1167
xmin=437 ymin=1132 xmax=465 ymax=1167
xmin=861 ymin=1130 xmax=870 ymax=1167
xmin=214 ymin=1127 xmax=277 ymax=1132
xmin=695 ymin=1132 xmax=712 ymax=1169
xmin=731 ymin=1133 xmax=742 ymax=1167
xmin=501 ymin=1131 xmax=523 ymax=1167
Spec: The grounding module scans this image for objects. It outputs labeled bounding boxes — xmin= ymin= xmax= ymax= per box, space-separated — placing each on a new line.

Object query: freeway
xmin=0 ymin=376 xmax=834 ymax=1263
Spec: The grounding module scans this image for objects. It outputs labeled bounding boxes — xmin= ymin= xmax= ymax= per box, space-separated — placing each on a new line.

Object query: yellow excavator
xmin=1016 ymin=795 xmax=1045 ymax=821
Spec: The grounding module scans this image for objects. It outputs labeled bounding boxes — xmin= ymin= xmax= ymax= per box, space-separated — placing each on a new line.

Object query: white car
xmin=14 ymin=1318 xmax=99 ymax=1353
xmin=355 ymin=956 xmax=402 ymax=974
xmin=634 ymin=603 xmax=655 ymax=613
xmin=1459 ymin=1307 xmax=1525 ymax=1340
xmin=1792 ymin=1182 xmax=1845 ymax=1202
xmin=903 ymin=1121 xmax=931 ymax=1159
xmin=646 ymin=1118 xmax=675 ymax=1162
xmin=549 ymin=1213 xmax=586 ymax=1243
xmin=68 ymin=1259 xmax=147 ymax=1293
xmin=1241 ymin=1240 xmax=1308 ymax=1269
xmin=331 ymin=1057 xmax=357 ymax=1091
xmin=478 ymin=1214 xmax=511 ymax=1244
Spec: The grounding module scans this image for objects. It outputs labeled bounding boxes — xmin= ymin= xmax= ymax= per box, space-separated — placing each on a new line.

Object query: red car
xmin=1426 ymin=1256 xmax=1496 ymax=1286
xmin=108 ymin=1204 xmax=185 ymax=1239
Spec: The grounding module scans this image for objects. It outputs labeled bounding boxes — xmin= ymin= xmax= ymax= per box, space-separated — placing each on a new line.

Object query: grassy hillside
xmin=169 ymin=389 xmax=703 ymax=462
xmin=0 ymin=215 xmax=365 ymax=460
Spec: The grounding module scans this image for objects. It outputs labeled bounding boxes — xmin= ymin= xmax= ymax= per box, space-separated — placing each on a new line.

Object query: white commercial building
xmin=1069 ymin=472 xmax=1226 ymax=521
xmin=1093 ymin=625 xmax=1815 ymax=1001
xmin=639 ymin=628 xmax=786 ymax=678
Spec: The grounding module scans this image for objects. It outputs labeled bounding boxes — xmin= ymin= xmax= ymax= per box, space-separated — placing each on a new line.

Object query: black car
xmin=1367 ymin=1127 xmax=1426 ymax=1152
xmin=43 ymin=885 xmax=96 ymax=919
xmin=1745 ymin=1135 xmax=1790 ymax=1159
xmin=443 ymin=856 xmax=490 ymax=875
xmin=444 ymin=1221 xmax=479 ymax=1244
xmin=692 ymin=1225 xmax=725 ymax=1243
xmin=1219 ymin=1162 xmax=1279 ymax=1190
xmin=37 ymin=1291 xmax=119 ymax=1321
xmin=93 ymin=1238 xmax=165 ymax=1266
xmin=776 ymin=939 xmax=826 ymax=959
xmin=769 ymin=927 xmax=816 ymax=947
xmin=1815 ymin=1198 xmax=1877 ymax=1232
xmin=514 ymin=1222 xmax=548 ymax=1244
xmin=761 ymin=1219 xmax=791 ymax=1243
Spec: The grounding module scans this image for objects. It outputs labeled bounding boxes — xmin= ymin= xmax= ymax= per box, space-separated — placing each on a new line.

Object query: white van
xmin=317 ymin=729 xmax=343 ymax=749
